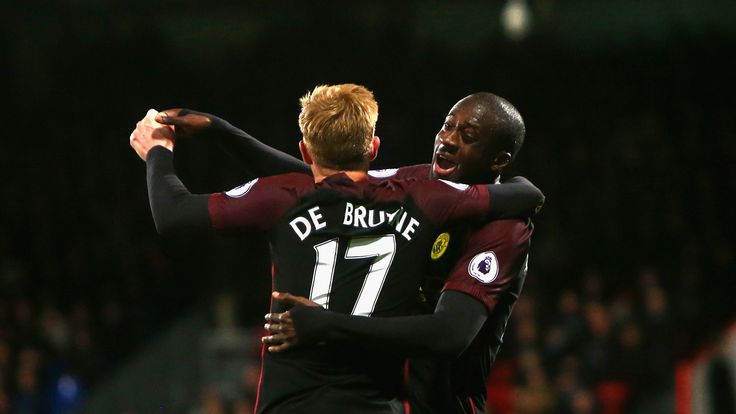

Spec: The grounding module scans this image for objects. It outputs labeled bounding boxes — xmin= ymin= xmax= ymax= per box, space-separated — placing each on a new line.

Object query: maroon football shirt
xmin=378 ymin=164 xmax=532 ymax=414
xmin=206 ymin=170 xmax=493 ymax=414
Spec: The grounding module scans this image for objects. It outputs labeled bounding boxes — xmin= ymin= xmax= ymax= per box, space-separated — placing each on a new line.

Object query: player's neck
xmin=311 ymin=165 xmax=368 ymax=183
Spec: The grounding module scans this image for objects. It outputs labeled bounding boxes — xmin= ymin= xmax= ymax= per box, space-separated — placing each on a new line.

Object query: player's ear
xmin=490 ymin=151 xmax=511 ymax=172
xmin=369 ymin=136 xmax=380 ymax=161
xmin=299 ymin=140 xmax=314 ymax=165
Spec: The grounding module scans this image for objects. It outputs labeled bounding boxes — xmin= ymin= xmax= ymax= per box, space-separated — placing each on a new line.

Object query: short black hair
xmin=467 ymin=92 xmax=526 ymax=160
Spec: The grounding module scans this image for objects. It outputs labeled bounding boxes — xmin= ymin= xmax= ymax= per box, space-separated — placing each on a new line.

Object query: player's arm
xmin=144 ymin=146 xmax=287 ymax=235
xmin=131 ymin=110 xmax=250 ymax=235
xmin=423 ymin=177 xmax=543 ymax=230
xmin=486 ymin=176 xmax=544 ymax=219
xmin=263 ymin=220 xmax=531 ymax=357
xmin=146 ymin=145 xmax=212 ymax=234
xmin=156 ymin=109 xmax=310 ymax=176
xmin=264 ymin=291 xmax=487 ymax=359
xmin=132 ymin=109 xmax=298 ymax=235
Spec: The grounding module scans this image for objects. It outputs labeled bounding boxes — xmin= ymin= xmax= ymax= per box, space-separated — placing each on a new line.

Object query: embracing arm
xmin=268 ymin=291 xmax=488 ymax=359
xmin=417 ymin=176 xmax=542 ymax=232
xmin=486 ymin=176 xmax=545 ymax=219
xmin=158 ymin=109 xmax=310 ymax=176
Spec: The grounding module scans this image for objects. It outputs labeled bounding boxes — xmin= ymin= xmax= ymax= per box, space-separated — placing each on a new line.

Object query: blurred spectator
xmin=190 ymin=389 xmax=226 ymax=414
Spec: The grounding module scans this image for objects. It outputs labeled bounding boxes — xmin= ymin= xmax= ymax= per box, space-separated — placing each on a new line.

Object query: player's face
xmin=431 ymin=99 xmax=499 ymax=184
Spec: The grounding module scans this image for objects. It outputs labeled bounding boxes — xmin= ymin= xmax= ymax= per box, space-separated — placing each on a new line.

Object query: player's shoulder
xmin=262 ymin=172 xmax=314 ymax=184
xmin=368 ymin=164 xmax=430 ymax=180
xmin=405 ymin=177 xmax=478 ymax=199
xmin=366 ymin=165 xmax=432 ymax=195
xmin=368 ymin=170 xmax=469 ymax=202
xmin=223 ymin=173 xmax=313 ymax=198
xmin=258 ymin=172 xmax=315 ymax=189
xmin=467 ymin=219 xmax=534 ymax=245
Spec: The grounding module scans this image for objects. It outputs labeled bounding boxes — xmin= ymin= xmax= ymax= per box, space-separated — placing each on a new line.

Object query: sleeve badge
xmin=468 ymin=251 xmax=499 ymax=283
xmin=430 ymin=232 xmax=450 ymax=260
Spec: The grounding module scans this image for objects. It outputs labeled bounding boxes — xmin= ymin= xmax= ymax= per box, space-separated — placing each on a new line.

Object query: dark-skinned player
xmin=131 ymin=87 xmax=542 ymax=414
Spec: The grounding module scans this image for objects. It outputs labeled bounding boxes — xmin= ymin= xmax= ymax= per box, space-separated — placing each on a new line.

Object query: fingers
xmin=261 ymin=332 xmax=286 ymax=344
xmin=141 ymin=109 xmax=174 ymax=130
xmin=155 ymin=108 xmax=183 ymax=124
xmin=264 ymin=341 xmax=293 ymax=353
xmin=264 ymin=311 xmax=291 ymax=325
xmin=155 ymin=112 xmax=171 ymax=124
xmin=156 ymin=111 xmax=212 ymax=137
xmin=140 ymin=109 xmax=161 ymax=127
xmin=263 ymin=321 xmax=288 ymax=333
xmin=267 ymin=344 xmax=291 ymax=353
xmin=129 ymin=113 xmax=176 ymax=159
xmin=261 ymin=322 xmax=297 ymax=353
xmin=261 ymin=332 xmax=294 ymax=352
xmin=272 ymin=291 xmax=321 ymax=307
xmin=157 ymin=113 xmax=183 ymax=127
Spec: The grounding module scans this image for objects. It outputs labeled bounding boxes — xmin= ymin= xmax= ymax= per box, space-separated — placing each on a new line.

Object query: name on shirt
xmin=289 ymin=202 xmax=420 ymax=242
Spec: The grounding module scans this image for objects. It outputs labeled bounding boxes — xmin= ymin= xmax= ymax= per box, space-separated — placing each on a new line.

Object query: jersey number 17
xmin=309 ymin=235 xmax=396 ymax=317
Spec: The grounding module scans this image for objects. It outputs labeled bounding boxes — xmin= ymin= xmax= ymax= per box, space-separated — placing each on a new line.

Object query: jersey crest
xmin=468 ymin=251 xmax=499 ymax=283
xmin=430 ymin=232 xmax=450 ymax=260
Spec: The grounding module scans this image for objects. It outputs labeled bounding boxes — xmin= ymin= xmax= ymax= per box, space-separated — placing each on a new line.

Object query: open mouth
xmin=433 ymin=154 xmax=457 ymax=176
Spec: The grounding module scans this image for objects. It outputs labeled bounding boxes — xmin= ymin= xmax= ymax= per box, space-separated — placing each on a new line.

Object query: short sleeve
xmin=208 ymin=173 xmax=311 ymax=232
xmin=368 ymin=164 xmax=431 ymax=180
xmin=442 ymin=220 xmax=532 ymax=312
xmin=410 ymin=180 xmax=491 ymax=227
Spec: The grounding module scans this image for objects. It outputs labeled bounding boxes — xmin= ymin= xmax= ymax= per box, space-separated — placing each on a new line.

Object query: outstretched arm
xmin=157 ymin=109 xmax=310 ymax=176
xmin=263 ymin=290 xmax=488 ymax=359
xmin=130 ymin=110 xmax=212 ymax=235
xmin=146 ymin=146 xmax=211 ymax=234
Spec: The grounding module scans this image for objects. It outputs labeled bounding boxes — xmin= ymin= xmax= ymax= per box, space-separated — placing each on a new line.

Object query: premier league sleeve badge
xmin=468 ymin=251 xmax=499 ymax=283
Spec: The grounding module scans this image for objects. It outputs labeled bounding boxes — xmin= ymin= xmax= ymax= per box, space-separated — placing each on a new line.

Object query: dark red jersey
xmin=207 ymin=171 xmax=492 ymax=414
xmin=381 ymin=165 xmax=532 ymax=414
xmin=425 ymin=220 xmax=531 ymax=414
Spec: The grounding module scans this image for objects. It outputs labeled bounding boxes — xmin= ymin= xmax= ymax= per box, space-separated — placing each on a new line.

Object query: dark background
xmin=1 ymin=1 xmax=735 ymax=413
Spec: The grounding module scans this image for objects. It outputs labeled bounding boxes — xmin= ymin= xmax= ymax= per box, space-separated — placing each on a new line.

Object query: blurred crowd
xmin=494 ymin=267 xmax=676 ymax=414
xmin=1 ymin=9 xmax=734 ymax=413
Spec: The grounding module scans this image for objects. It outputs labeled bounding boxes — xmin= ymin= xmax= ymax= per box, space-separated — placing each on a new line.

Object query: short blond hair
xmin=298 ymin=84 xmax=379 ymax=170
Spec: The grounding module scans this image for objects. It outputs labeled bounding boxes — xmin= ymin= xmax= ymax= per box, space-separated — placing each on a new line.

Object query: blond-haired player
xmin=130 ymin=84 xmax=542 ymax=413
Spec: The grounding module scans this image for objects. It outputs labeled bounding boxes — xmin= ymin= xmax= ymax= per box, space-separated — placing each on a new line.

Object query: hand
xmin=130 ymin=109 xmax=175 ymax=161
xmin=262 ymin=291 xmax=320 ymax=353
xmin=156 ymin=108 xmax=213 ymax=137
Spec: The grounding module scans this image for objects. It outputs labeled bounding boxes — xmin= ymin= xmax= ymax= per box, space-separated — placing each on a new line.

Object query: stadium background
xmin=1 ymin=1 xmax=735 ymax=413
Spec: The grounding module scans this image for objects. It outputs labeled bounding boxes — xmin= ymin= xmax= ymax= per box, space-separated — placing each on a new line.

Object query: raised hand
xmin=130 ymin=109 xmax=175 ymax=161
